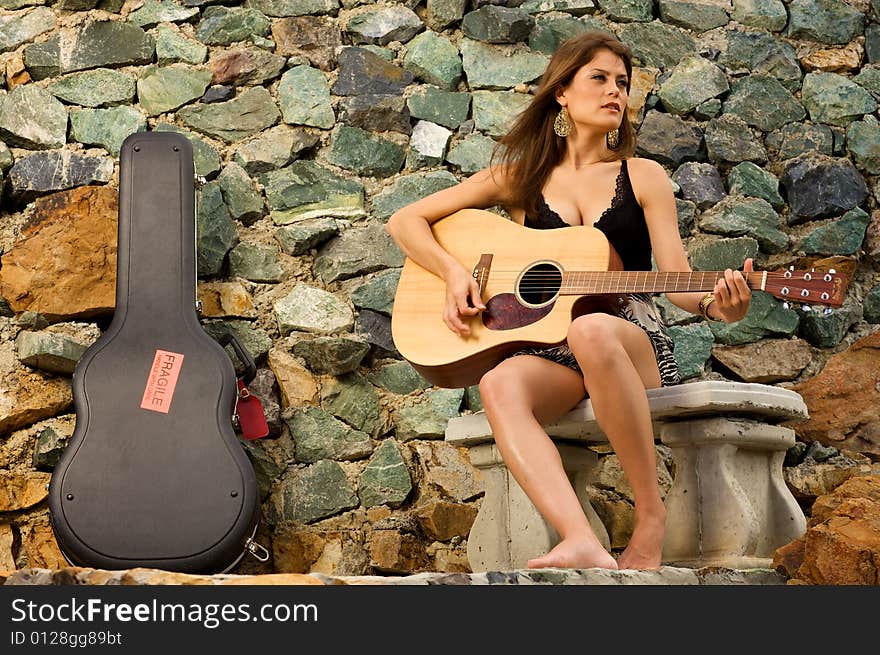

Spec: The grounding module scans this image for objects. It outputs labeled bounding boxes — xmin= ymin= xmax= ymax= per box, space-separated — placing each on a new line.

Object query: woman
xmin=386 ymin=31 xmax=753 ymax=570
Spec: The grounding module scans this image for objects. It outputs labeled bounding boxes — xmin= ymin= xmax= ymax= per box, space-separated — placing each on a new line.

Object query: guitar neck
xmin=560 ymin=271 xmax=766 ymax=295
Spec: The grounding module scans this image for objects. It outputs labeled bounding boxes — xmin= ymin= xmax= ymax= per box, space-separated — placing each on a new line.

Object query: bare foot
xmin=527 ymin=535 xmax=619 ymax=570
xmin=617 ymin=507 xmax=666 ymax=570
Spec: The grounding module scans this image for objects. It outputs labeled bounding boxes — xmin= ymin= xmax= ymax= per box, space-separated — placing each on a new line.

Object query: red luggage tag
xmin=235 ymin=379 xmax=269 ymax=440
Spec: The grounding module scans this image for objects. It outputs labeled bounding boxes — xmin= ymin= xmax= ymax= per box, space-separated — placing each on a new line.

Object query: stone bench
xmin=445 ymin=380 xmax=809 ymax=571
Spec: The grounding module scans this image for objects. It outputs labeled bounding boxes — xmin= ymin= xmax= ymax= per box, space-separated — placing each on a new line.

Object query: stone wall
xmin=0 ymin=0 xmax=878 ymax=577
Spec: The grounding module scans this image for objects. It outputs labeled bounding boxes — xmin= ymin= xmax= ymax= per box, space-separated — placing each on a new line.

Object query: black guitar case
xmin=49 ymin=132 xmax=264 ymax=574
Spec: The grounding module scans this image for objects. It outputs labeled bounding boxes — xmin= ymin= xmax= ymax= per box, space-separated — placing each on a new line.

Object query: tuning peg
xmin=828 ymin=268 xmax=836 ymax=274
xmin=782 ymin=301 xmax=790 ymax=310
xmin=823 ymin=307 xmax=833 ymax=315
xmin=801 ymin=304 xmax=813 ymax=312
xmin=789 ymin=265 xmax=795 ymax=271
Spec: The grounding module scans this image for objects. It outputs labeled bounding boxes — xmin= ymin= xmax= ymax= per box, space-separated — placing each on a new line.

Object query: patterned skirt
xmin=504 ymin=293 xmax=682 ymax=389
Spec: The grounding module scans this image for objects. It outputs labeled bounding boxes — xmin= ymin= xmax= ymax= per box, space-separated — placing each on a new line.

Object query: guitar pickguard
xmin=482 ymin=293 xmax=554 ymax=330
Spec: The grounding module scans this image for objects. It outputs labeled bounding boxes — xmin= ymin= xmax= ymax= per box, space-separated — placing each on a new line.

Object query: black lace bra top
xmin=525 ymin=158 xmax=653 ymax=271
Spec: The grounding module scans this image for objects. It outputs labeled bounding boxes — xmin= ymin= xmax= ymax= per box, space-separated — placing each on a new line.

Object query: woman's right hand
xmin=443 ymin=264 xmax=486 ymax=337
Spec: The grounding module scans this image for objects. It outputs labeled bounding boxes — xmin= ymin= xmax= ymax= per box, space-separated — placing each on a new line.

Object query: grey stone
xmin=156 ymin=24 xmax=208 ymax=65
xmin=727 ymin=161 xmax=784 ymax=210
xmin=472 ymin=90 xmax=532 ymax=138
xmin=275 ymin=218 xmax=339 ymax=255
xmin=863 ymin=286 xmax=880 ymax=324
xmin=798 ymin=207 xmax=871 ymax=256
xmin=65 ymin=21 xmax=154 ymax=73
xmin=708 ymin=291 xmax=800 ymax=345
xmin=321 ymin=371 xmax=382 ymax=435
xmin=203 ymin=84 xmax=238 ymax=103
xmin=346 ymin=5 xmax=424 ymax=45
xmin=178 ymin=86 xmax=280 ymax=143
xmin=314 ymin=223 xmax=405 ymax=283
xmin=7 ymin=151 xmax=113 ymax=205
xmin=293 ymin=336 xmax=371 ymax=375
xmin=271 ymin=459 xmax=359 ymax=524
xmin=33 ymin=425 xmax=70 ymax=471
xmin=325 ymin=125 xmax=406 ymax=178
xmin=462 ymin=6 xmax=534 ymax=43
xmin=403 ymin=31 xmax=462 ymax=91
xmin=407 ymin=120 xmax=453 ymax=170
xmin=278 ymin=65 xmax=335 ymax=129
xmin=796 ymin=300 xmax=862 ymax=348
xmin=0 ymin=85 xmax=67 ymax=150
xmin=722 ymin=74 xmax=806 ymax=133
xmin=711 ymin=338 xmax=812 ymax=384
xmin=427 ymin=0 xmax=467 ymax=31
xmin=69 ymin=106 xmax=147 ymax=157
xmin=0 ymin=7 xmax=56 ymax=54
xmin=287 ymin=406 xmax=372 ymax=464
xmin=274 ymin=285 xmax=354 ymax=335
xmin=618 ymin=20 xmax=696 ymax=70
xmin=801 ymin=72 xmax=877 ymax=128
xmin=128 ymin=0 xmax=200 ymax=28
xmin=196 ymin=181 xmax=238 ymax=277
xmin=356 ymin=308 xmax=399 ymax=358
xmin=47 ymin=68 xmax=136 ymax=107
xmin=688 ymin=236 xmax=758 ymax=272
xmin=154 ymin=123 xmax=222 ymax=178
xmin=693 ymin=98 xmax=722 ymax=121
xmin=195 ymin=6 xmax=271 ymax=46
xmin=262 ymin=161 xmax=365 ymax=223
xmin=719 ymin=29 xmax=801 ymax=93
xmin=229 ymin=242 xmax=284 ymax=283
xmin=459 ymin=38 xmax=547 ymax=90
xmin=658 ymin=55 xmax=729 ymax=116
xmin=217 ymin=162 xmax=263 ymax=225
xmin=16 ymin=331 xmax=88 ymax=375
xmin=698 ymin=196 xmax=789 ymax=255
xmin=675 ymin=198 xmax=696 ymax=239
xmin=245 ymin=0 xmax=339 ymax=17
xmin=233 ymin=125 xmax=318 ymax=174
xmin=368 ymin=360 xmax=431 ymax=395
xmin=785 ymin=0 xmax=865 ymax=45
xmin=136 ymin=65 xmax=212 ymax=116
xmin=730 ymin=0 xmax=787 ymax=32
xmin=635 ymin=111 xmax=704 ymax=169
xmin=349 ymin=269 xmax=400 ymax=315
xmin=272 ymin=15 xmax=342 ymax=71
xmin=704 ymin=113 xmax=768 ymax=166
xmin=332 ymin=46 xmax=413 ymax=96
xmin=671 ymin=162 xmax=725 ymax=210
xmin=339 ymin=94 xmax=411 ymax=135
xmin=845 ymin=116 xmax=880 ymax=175
xmin=767 ymin=123 xmax=834 ymax=161
xmin=520 ymin=0 xmax=596 ymax=14
xmin=22 ymin=36 xmax=60 ymax=80
xmin=358 ymin=439 xmax=412 ymax=508
xmin=372 ymin=170 xmax=459 ymax=221
xmin=446 ymin=133 xmax=496 ymax=174
xmin=657 ymin=0 xmax=729 ymax=32
xmin=395 ymin=388 xmax=464 ymax=440
xmin=667 ymin=323 xmax=714 ymax=380
xmin=0 ymin=142 xmax=12 ymax=172
xmin=853 ymin=65 xmax=880 ymax=95
xmin=780 ymin=154 xmax=869 ymax=224
xmin=528 ymin=14 xmax=595 ymax=55
xmin=207 ymin=47 xmax=287 ymax=86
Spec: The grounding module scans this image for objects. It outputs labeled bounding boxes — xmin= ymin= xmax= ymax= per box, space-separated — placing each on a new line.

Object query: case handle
xmin=215 ymin=331 xmax=257 ymax=384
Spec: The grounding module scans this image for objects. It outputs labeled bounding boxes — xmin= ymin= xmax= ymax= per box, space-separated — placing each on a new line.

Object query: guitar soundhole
xmin=517 ymin=261 xmax=562 ymax=307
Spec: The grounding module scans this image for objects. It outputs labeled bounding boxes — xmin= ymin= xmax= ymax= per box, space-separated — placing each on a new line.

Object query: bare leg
xmin=479 ymin=355 xmax=619 ymax=570
xmin=567 ymin=313 xmax=667 ymax=570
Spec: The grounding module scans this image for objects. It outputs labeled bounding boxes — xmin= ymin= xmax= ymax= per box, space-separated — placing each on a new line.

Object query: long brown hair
xmin=491 ymin=31 xmax=637 ymax=218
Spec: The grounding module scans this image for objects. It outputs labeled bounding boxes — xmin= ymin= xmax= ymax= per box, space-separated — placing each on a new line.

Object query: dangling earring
xmin=553 ymin=107 xmax=571 ymax=137
xmin=606 ymin=128 xmax=619 ymax=148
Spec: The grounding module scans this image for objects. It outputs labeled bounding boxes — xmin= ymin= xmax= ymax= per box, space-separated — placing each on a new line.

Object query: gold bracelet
xmin=699 ymin=293 xmax=721 ymax=322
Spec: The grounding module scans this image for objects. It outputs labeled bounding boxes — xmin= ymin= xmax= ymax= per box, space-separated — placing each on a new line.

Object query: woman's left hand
xmin=713 ymin=258 xmax=754 ymax=323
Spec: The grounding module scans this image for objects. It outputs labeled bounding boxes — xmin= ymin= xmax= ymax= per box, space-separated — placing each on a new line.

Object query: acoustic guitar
xmin=391 ymin=209 xmax=848 ymax=388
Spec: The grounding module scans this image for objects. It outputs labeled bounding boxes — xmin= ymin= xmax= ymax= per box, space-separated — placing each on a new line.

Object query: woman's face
xmin=556 ymin=49 xmax=629 ymax=132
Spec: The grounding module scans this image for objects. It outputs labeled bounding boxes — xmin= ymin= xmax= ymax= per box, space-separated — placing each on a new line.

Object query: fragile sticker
xmin=140 ymin=349 xmax=184 ymax=414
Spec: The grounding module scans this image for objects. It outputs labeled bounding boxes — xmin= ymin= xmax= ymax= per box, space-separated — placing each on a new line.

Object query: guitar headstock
xmin=763 ymin=267 xmax=848 ymax=312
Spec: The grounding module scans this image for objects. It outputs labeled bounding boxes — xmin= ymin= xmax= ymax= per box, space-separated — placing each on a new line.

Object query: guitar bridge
xmin=473 ymin=254 xmax=493 ymax=296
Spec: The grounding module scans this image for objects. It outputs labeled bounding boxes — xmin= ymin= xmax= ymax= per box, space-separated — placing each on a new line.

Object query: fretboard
xmin=559 ymin=271 xmax=766 ymax=295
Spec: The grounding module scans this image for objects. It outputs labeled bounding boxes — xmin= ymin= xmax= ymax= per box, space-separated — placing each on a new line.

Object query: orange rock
xmin=0 ymin=370 xmax=72 ymax=436
xmin=0 ymin=186 xmax=117 ymax=322
xmin=0 ymin=523 xmax=16 ymax=571
xmin=267 ymin=348 xmax=318 ymax=407
xmin=416 ymin=500 xmax=478 ymax=541
xmin=369 ymin=529 xmax=429 ymax=573
xmin=197 ymin=281 xmax=257 ymax=318
xmin=0 ymin=471 xmax=51 ymax=511
xmin=800 ymin=42 xmax=864 ymax=72
xmin=785 ymin=331 xmax=880 ymax=456
xmin=20 ymin=517 xmax=68 ymax=570
xmin=771 ymin=536 xmax=805 ymax=579
xmin=221 ymin=573 xmax=324 ymax=585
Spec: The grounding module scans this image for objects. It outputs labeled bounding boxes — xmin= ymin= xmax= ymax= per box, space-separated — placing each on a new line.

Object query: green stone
xmin=445 ymin=133 xmax=496 ymax=174
xmin=16 ymin=331 xmax=88 ymax=375
xmin=33 ymin=425 xmax=70 ymax=471
xmin=459 ymin=38 xmax=547 ymax=90
xmin=786 ymin=0 xmax=865 ymax=45
xmin=358 ymin=439 xmax=412 ymax=508
xmin=346 ymin=5 xmax=423 ymax=46
xmin=156 ymin=25 xmax=208 ymax=65
xmin=697 ymin=197 xmax=789 ymax=254
xmin=217 ymin=162 xmax=263 ymax=225
xmin=196 ymin=181 xmax=238 ymax=277
xmin=195 ymin=6 xmax=271 ymax=46
xmin=658 ymin=0 xmax=729 ymax=32
xmin=727 ymin=161 xmax=784 ymax=210
xmin=402 ymin=31 xmax=462 ymax=91
xmin=395 ymin=388 xmax=464 ymax=441
xmin=0 ymin=7 xmax=56 ymax=54
xmin=528 ymin=15 xmax=589 ymax=55
xmin=667 ymin=323 xmax=713 ymax=380
xmin=274 ymin=284 xmax=354 ymax=335
xmin=846 ymin=116 xmax=880 ymax=175
xmin=406 ymin=86 xmax=471 ymax=129
xmin=154 ymin=123 xmax=221 ymax=178
xmin=0 ymin=142 xmax=12 ymax=171
xmin=688 ymin=237 xmax=759 ymax=272
xmin=427 ymin=0 xmax=466 ymax=31
xmin=801 ymin=72 xmax=877 ymax=128
xmin=262 ymin=161 xmax=365 ymax=223
xmin=65 ymin=21 xmax=154 ymax=73
xmin=731 ymin=0 xmax=788 ymax=31
xmin=768 ymin=122 xmax=834 ymax=160
xmin=137 ymin=65 xmax=212 ymax=116
xmin=799 ymin=207 xmax=871 ymax=256
xmin=658 ymin=55 xmax=729 ymax=115
xmin=863 ymin=286 xmax=880 ymax=324
xmin=178 ymin=86 xmax=280 ymax=143
xmin=246 ymin=0 xmax=339 ymax=17
xmin=233 ymin=124 xmax=319 ymax=175
xmin=796 ymin=301 xmax=862 ymax=348
xmin=275 ymin=218 xmax=339 ymax=255
xmin=277 ymin=65 xmax=335 ymax=128
xmin=321 ymin=371 xmax=381 ymax=435
xmin=465 ymin=384 xmax=483 ymax=412
xmin=0 ymin=84 xmax=67 ymax=149
xmin=314 ymin=223 xmax=405 ymax=284
xmin=292 ymin=336 xmax=371 ymax=375
xmin=472 ymin=90 xmax=532 ymax=138
xmin=287 ymin=406 xmax=372 ymax=464
xmin=719 ymin=30 xmax=801 ymax=93
xmin=128 ymin=0 xmax=199 ymax=28
xmin=704 ymin=113 xmax=768 ymax=165
xmin=520 ymin=0 xmax=595 ymax=14
xmin=22 ymin=36 xmax=60 ymax=80
xmin=722 ymin=74 xmax=806 ymax=132
xmin=349 ymin=269 xmax=400 ymax=315
xmin=325 ymin=125 xmax=406 ymax=178
xmin=618 ymin=20 xmax=696 ymax=70
xmin=47 ymin=68 xmax=136 ymax=107
xmin=273 ymin=459 xmax=359 ymax=524
xmin=708 ymin=291 xmax=800 ymax=345
xmin=69 ymin=106 xmax=147 ymax=157
xmin=853 ymin=66 xmax=880 ymax=95
xmin=372 ymin=170 xmax=458 ymax=221
xmin=368 ymin=360 xmax=431 ymax=395
xmin=241 ymin=440 xmax=282 ymax=501
xmin=229 ymin=242 xmax=284 ymax=283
